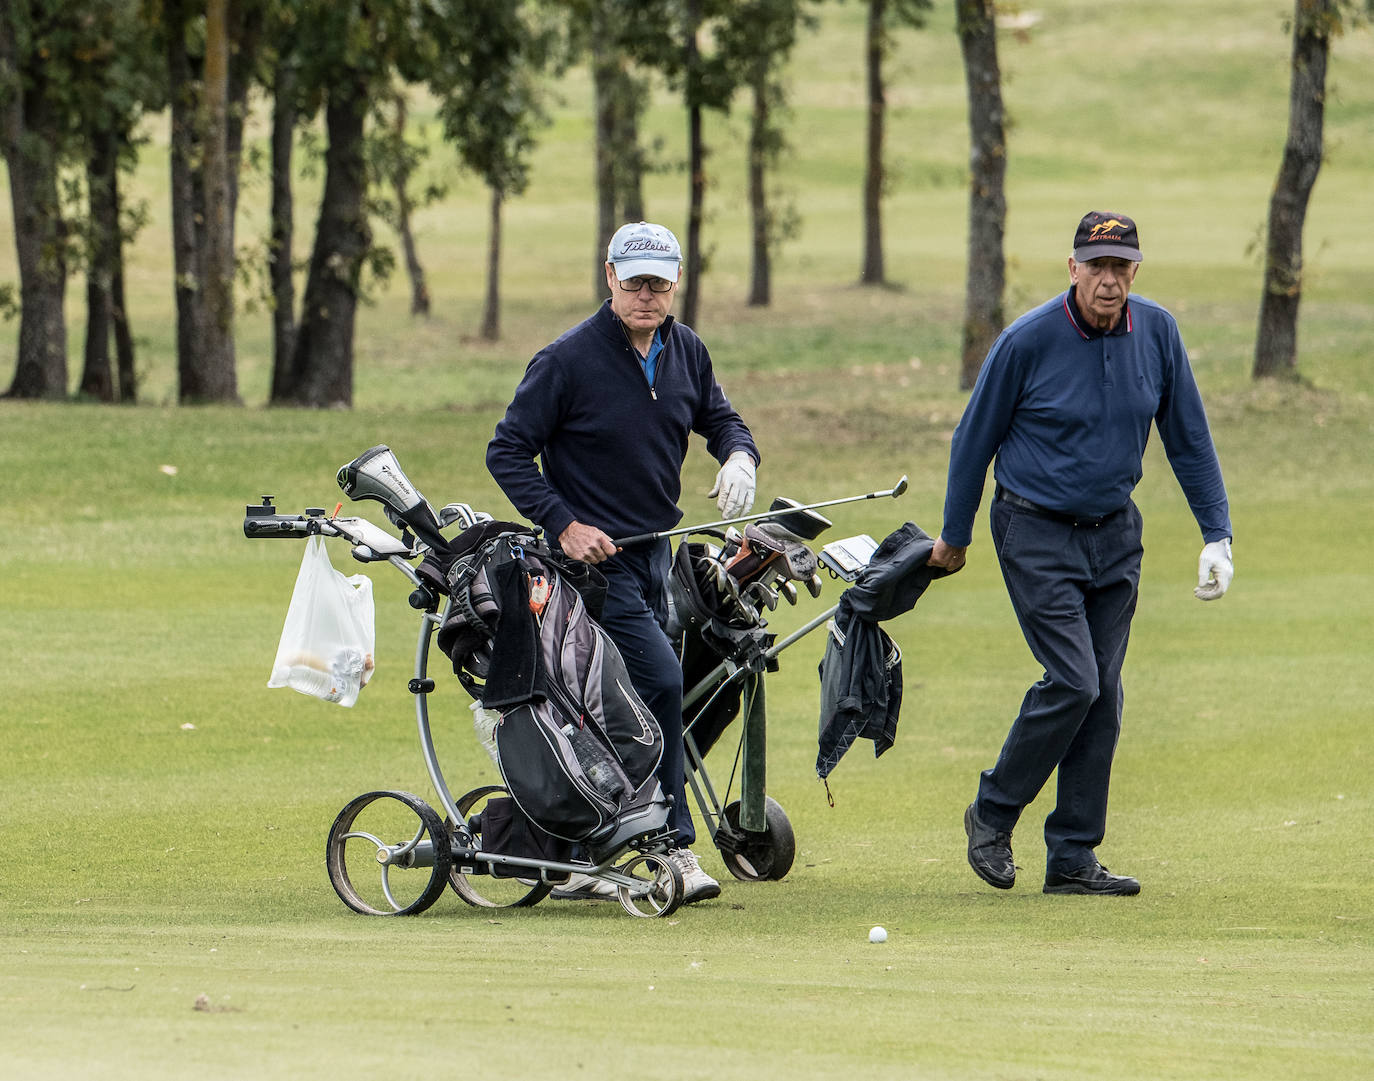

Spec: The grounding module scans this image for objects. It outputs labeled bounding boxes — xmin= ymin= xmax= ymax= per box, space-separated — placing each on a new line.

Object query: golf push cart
xmin=244 ymin=445 xmax=902 ymax=919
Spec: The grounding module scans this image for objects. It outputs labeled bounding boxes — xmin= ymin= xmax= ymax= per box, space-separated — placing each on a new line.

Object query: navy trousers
xmin=596 ymin=540 xmax=694 ymax=848
xmin=977 ymin=496 xmax=1143 ymax=873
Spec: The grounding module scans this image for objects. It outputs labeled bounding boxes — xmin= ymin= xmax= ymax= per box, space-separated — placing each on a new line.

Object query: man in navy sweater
xmin=487 ymin=221 xmax=760 ymax=903
xmin=928 ymin=211 xmax=1234 ymax=896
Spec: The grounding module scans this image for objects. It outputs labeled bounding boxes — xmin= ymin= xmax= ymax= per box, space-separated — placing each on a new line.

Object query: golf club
xmin=613 ymin=474 xmax=909 ymax=548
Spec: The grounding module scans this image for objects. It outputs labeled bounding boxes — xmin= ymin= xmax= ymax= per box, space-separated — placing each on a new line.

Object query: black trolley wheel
xmin=326 ymin=790 xmax=452 ymax=916
xmin=445 ymin=786 xmax=554 ymax=909
xmin=716 ymin=796 xmax=796 ymax=882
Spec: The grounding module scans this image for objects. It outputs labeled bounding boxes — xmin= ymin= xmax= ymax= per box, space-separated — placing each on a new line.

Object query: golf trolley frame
xmin=247 ymin=494 xmax=693 ymax=919
xmin=672 ymin=538 xmax=844 ymax=885
xmin=244 ymin=447 xmax=880 ymax=918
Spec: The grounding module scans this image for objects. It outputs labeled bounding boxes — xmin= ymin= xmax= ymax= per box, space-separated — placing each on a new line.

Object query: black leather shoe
xmin=964 ymin=803 xmax=1016 ymax=889
xmin=1043 ymin=861 xmax=1140 ymax=896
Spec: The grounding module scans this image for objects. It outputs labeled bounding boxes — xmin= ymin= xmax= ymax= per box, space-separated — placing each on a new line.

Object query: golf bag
xmin=431 ymin=525 xmax=670 ymax=851
xmin=666 ymin=537 xmax=779 ymax=760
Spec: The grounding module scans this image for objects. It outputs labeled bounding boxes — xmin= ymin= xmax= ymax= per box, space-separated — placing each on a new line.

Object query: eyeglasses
xmin=616 ymin=276 xmax=675 ymax=293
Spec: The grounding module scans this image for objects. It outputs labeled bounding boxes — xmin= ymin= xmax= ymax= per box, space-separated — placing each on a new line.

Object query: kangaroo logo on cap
xmin=1088 ymin=219 xmax=1130 ymax=240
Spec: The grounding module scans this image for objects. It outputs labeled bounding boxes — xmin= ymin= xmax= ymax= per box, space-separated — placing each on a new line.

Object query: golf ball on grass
xmin=869 ymin=925 xmax=887 ymax=943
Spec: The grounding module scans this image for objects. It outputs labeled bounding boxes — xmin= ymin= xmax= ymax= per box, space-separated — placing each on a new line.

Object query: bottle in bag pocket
xmin=561 ymin=722 xmax=626 ymax=801
xmin=470 ymin=700 xmax=502 ymax=767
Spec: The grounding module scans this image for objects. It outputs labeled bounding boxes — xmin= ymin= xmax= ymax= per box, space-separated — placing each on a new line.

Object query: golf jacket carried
xmin=816 ymin=521 xmax=954 ymax=780
xmin=487 ymin=301 xmax=759 ymax=543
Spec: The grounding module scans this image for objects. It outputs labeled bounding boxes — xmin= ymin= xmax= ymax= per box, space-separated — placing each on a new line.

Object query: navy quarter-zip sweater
xmin=487 ymin=301 xmax=759 ymax=542
xmin=942 ymin=290 xmax=1231 ymax=547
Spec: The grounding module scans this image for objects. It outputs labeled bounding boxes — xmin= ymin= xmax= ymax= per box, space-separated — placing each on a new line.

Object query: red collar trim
xmin=1063 ymin=292 xmax=1132 ymax=339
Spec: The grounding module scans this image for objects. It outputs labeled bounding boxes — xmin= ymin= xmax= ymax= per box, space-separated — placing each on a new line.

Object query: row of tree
xmin=0 ymin=0 xmax=1364 ymax=407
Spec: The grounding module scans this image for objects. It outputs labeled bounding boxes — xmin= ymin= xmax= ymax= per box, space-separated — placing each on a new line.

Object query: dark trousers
xmin=597 ymin=540 xmax=693 ymax=848
xmin=977 ymin=496 xmax=1143 ymax=873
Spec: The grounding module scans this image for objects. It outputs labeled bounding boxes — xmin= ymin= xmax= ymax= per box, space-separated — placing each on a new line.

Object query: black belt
xmin=995 ymin=485 xmax=1125 ymax=529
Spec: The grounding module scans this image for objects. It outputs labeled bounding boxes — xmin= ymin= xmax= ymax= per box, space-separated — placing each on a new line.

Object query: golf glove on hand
xmin=1195 ymin=538 xmax=1233 ymax=601
xmin=710 ymin=451 xmax=756 ymax=519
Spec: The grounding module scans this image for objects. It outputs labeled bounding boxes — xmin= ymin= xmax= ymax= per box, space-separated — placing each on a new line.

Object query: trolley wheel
xmin=614 ymin=851 xmax=685 ymax=919
xmin=445 ymin=786 xmax=553 ymax=909
xmin=717 ymin=796 xmax=796 ymax=882
xmin=326 ymin=790 xmax=452 ymax=916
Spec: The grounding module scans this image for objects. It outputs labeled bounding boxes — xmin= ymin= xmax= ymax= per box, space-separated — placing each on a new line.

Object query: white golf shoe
xmin=549 ymin=872 xmax=618 ymax=901
xmin=670 ymin=848 xmax=721 ymax=904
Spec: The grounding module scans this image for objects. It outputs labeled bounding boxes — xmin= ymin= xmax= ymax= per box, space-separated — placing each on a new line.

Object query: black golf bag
xmin=431 ymin=525 xmax=671 ymax=854
xmin=666 ymin=537 xmax=778 ymax=760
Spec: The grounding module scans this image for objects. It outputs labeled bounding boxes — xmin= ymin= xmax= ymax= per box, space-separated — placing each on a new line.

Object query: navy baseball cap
xmin=1072 ymin=211 xmax=1143 ymax=262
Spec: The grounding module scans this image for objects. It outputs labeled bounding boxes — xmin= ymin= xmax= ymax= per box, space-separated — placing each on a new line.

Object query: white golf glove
xmin=1195 ymin=538 xmax=1233 ymax=601
xmin=709 ymin=451 xmax=756 ymax=519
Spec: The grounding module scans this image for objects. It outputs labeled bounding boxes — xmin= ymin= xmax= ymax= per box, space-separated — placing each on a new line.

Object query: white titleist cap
xmin=606 ymin=221 xmax=682 ymax=282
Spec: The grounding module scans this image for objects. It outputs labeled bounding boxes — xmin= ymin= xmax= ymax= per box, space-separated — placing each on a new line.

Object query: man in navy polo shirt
xmin=487 ymin=221 xmax=760 ymax=904
xmin=929 ymin=211 xmax=1234 ymax=896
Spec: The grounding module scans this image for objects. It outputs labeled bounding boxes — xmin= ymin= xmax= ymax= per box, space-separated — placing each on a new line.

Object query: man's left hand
xmin=709 ymin=451 xmax=756 ymax=519
xmin=1195 ymin=538 xmax=1233 ymax=601
xmin=929 ymin=536 xmax=967 ymax=572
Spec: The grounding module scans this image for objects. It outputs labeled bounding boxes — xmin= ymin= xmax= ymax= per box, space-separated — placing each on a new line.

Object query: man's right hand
xmin=928 ymin=536 xmax=967 ymax=572
xmin=559 ymin=520 xmax=617 ymax=564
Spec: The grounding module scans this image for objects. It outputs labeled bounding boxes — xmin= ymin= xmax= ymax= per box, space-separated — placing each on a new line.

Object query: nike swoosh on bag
xmin=617 ymin=678 xmax=657 ymax=745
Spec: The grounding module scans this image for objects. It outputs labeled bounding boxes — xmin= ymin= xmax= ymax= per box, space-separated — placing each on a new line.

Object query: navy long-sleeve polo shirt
xmin=487 ymin=301 xmax=759 ymax=542
xmin=941 ymin=290 xmax=1231 ymax=547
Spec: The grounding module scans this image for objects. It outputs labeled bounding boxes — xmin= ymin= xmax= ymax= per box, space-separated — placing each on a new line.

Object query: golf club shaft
xmin=614 ymin=474 xmax=908 ymax=548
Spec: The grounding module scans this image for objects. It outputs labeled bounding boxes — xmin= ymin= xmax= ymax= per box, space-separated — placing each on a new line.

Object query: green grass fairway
xmin=3 ymin=1 xmax=1373 ymax=1078
xmin=3 ymin=383 xmax=1371 ymax=1080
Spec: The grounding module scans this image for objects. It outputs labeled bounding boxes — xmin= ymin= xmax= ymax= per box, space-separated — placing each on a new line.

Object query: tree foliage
xmin=714 ymin=0 xmax=819 ymax=307
xmin=273 ymin=0 xmax=550 ymax=405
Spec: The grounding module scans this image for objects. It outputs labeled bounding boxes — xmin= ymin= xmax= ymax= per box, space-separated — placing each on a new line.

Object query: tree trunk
xmin=592 ymin=24 xmax=647 ymax=302
xmin=166 ymin=0 xmax=207 ymax=401
xmin=1254 ymin=0 xmax=1332 ymax=381
xmin=481 ymin=188 xmax=502 ymax=341
xmin=747 ymin=75 xmax=771 ymax=307
xmin=112 ymin=230 xmax=136 ymax=404
xmin=956 ymin=0 xmax=1007 ymax=390
xmin=186 ymin=0 xmax=239 ymax=404
xmin=860 ymin=0 xmax=886 ymax=285
xmin=684 ymin=100 xmax=705 ymax=328
xmin=269 ymin=57 xmax=299 ymax=404
xmin=80 ymin=127 xmax=117 ymax=401
xmin=0 ymin=9 xmax=69 ymax=400
xmin=391 ymin=93 xmax=430 ymax=317
xmin=621 ymin=97 xmax=645 ymax=222
xmin=225 ymin=2 xmax=255 ymax=235
xmin=289 ymin=83 xmax=370 ymax=408
xmin=592 ymin=23 xmax=618 ymax=300
xmin=682 ymin=0 xmax=705 ymax=328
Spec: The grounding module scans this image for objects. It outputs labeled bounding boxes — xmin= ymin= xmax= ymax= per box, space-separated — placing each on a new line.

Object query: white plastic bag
xmin=267 ymin=536 xmax=376 ymax=707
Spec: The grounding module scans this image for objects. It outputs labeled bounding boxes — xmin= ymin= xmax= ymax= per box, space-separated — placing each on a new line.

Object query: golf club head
xmin=721 ymin=526 xmax=743 ymax=561
xmin=746 ymin=580 xmax=779 ymax=611
xmin=439 ymin=502 xmax=492 ymax=530
xmin=336 ymin=445 xmax=446 ymax=549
